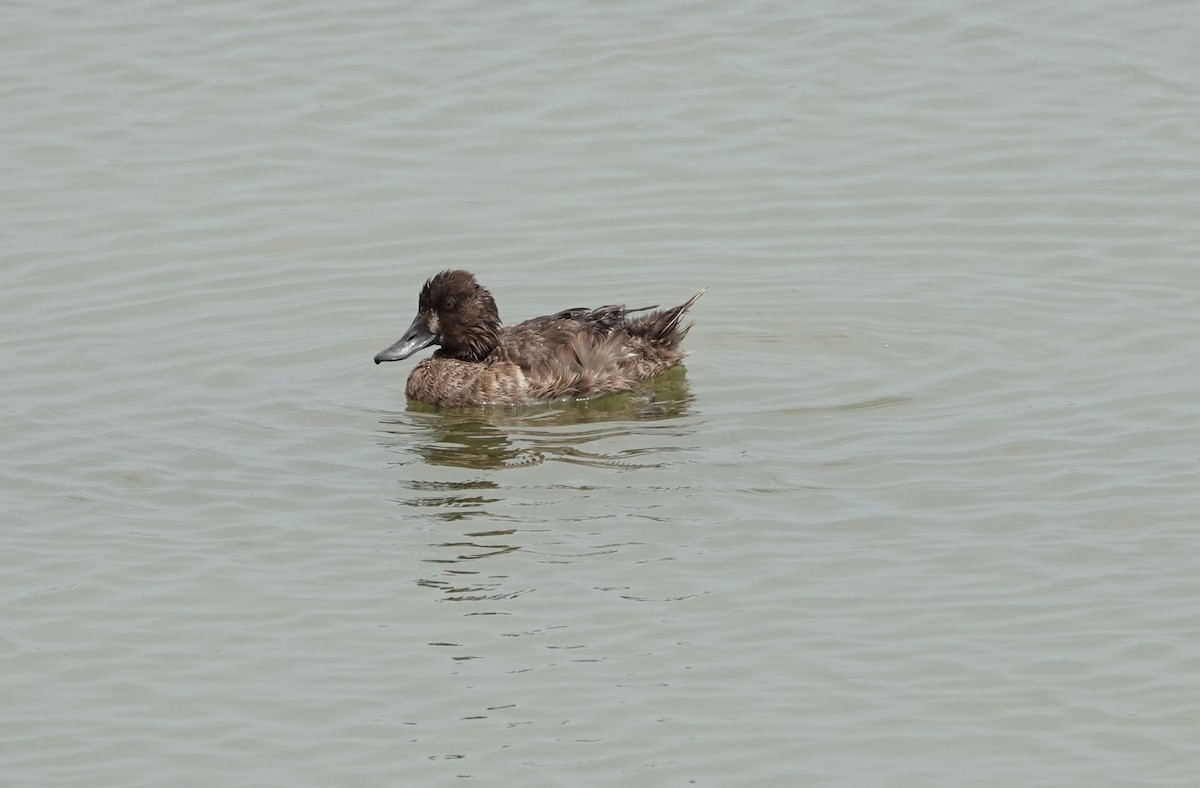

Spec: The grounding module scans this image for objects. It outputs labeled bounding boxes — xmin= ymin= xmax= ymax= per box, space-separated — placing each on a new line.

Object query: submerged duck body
xmin=374 ymin=270 xmax=703 ymax=407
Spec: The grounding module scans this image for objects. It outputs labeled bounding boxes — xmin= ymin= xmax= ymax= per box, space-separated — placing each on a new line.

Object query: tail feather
xmin=629 ymin=288 xmax=705 ymax=347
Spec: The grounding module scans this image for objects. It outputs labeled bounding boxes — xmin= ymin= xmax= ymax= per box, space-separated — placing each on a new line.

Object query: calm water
xmin=3 ymin=1 xmax=1199 ymax=785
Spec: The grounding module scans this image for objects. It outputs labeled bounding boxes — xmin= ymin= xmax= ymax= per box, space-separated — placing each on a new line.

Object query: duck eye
xmin=444 ymin=297 xmax=456 ymax=311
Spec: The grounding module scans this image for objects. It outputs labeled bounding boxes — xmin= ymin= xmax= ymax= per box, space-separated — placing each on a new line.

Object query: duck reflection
xmin=375 ymin=367 xmax=695 ymax=606
xmin=417 ymin=526 xmax=529 ymax=603
xmin=397 ymin=478 xmax=501 ymax=521
xmin=381 ymin=476 xmax=530 ymax=603
xmin=382 ymin=415 xmax=531 ymax=470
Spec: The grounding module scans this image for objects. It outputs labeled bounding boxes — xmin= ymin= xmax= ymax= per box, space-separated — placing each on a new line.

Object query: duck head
xmin=374 ymin=270 xmax=501 ymax=364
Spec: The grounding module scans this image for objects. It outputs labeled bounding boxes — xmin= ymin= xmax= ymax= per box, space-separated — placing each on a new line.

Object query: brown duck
xmin=374 ymin=270 xmax=703 ymax=407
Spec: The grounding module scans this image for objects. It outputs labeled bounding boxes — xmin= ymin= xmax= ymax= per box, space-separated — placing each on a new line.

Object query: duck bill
xmin=374 ymin=315 xmax=437 ymax=363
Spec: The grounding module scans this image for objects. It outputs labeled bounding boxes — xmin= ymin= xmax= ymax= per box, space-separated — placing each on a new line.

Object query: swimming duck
xmin=374 ymin=270 xmax=703 ymax=407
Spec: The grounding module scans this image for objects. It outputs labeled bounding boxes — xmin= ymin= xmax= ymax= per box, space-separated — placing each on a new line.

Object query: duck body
xmin=374 ymin=270 xmax=703 ymax=407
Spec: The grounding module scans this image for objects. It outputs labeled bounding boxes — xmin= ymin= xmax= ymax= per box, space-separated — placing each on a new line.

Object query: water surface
xmin=3 ymin=1 xmax=1199 ymax=785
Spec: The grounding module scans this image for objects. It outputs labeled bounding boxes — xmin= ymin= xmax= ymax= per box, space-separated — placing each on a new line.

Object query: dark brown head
xmin=374 ymin=270 xmax=501 ymax=364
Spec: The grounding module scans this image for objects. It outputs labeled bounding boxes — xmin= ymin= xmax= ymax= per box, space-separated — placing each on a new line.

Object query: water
xmin=3 ymin=1 xmax=1199 ymax=785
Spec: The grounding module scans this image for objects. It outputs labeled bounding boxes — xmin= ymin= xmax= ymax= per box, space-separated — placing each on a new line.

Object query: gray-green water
xmin=4 ymin=1 xmax=1199 ymax=785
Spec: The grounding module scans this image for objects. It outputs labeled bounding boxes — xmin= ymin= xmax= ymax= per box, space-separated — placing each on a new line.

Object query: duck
xmin=374 ymin=270 xmax=704 ymax=407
